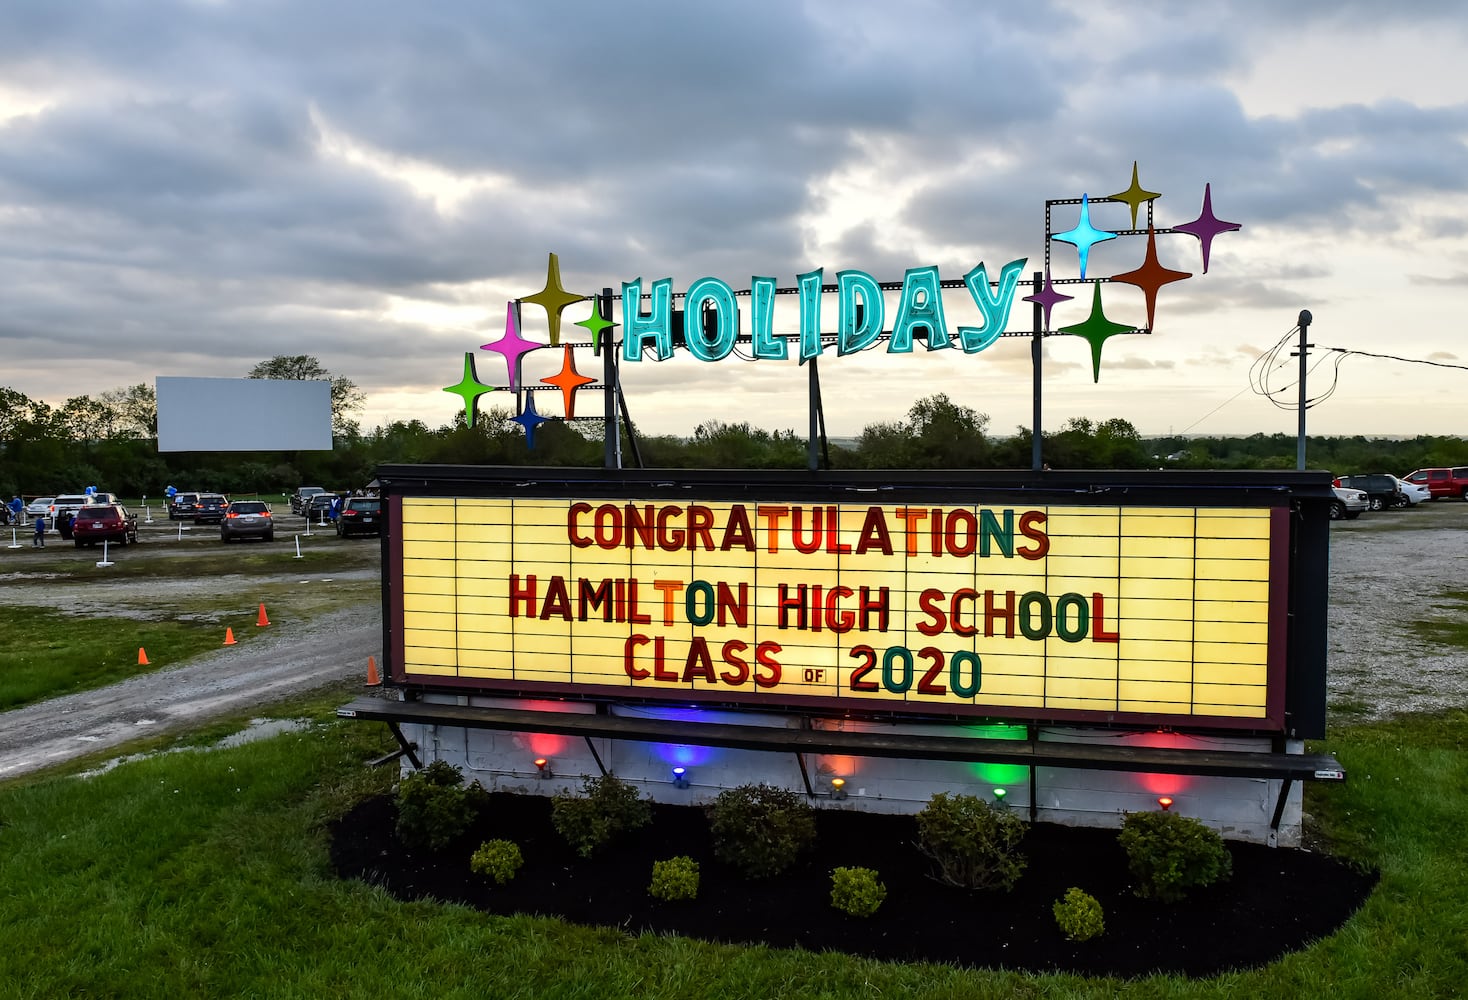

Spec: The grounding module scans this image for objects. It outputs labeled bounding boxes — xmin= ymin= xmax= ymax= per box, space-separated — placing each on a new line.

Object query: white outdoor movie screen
xmin=156 ymin=377 xmax=333 ymax=452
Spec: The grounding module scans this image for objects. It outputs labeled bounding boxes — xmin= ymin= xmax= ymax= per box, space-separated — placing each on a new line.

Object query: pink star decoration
xmin=481 ymin=303 xmax=542 ymax=391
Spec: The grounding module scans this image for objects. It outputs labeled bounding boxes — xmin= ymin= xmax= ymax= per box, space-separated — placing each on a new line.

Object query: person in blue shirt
xmin=7 ymin=497 xmax=22 ymax=525
xmin=32 ymin=515 xmax=45 ymax=547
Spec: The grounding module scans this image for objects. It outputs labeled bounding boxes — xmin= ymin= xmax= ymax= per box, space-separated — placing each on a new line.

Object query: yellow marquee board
xmin=390 ymin=495 xmax=1288 ymax=729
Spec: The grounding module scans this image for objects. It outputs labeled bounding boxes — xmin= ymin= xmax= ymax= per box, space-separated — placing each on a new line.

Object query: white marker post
xmin=294 ymin=535 xmax=303 ymax=559
xmin=96 ymin=539 xmax=114 ymax=568
xmin=143 ymin=496 xmax=153 ymax=524
xmin=7 ymin=526 xmax=20 ymax=549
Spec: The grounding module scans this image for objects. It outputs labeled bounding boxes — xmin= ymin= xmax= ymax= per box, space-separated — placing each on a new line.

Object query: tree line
xmin=3 ymin=358 xmax=1466 ymax=498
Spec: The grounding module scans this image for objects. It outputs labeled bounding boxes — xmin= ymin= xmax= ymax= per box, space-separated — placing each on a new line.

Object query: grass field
xmin=0 ymin=696 xmax=1464 ymax=998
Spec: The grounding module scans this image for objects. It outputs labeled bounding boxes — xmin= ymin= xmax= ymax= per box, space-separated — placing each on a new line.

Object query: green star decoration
xmin=1058 ymin=284 xmax=1137 ymax=383
xmin=573 ymin=303 xmax=617 ymax=352
xmin=443 ymin=351 xmax=495 ymax=427
xmin=1108 ymin=161 xmax=1162 ymax=230
xmin=521 ymin=251 xmax=585 ymax=347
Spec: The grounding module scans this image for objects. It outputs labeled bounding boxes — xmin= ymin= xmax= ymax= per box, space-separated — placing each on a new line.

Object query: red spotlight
xmin=534 ymin=757 xmax=552 ymax=779
xmin=1157 ymin=796 xmax=1173 ymax=810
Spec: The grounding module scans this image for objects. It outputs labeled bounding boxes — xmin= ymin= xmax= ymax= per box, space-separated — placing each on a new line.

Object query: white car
xmin=25 ymin=496 xmax=54 ymax=517
xmin=1330 ymin=485 xmax=1368 ymax=520
xmin=1391 ymin=476 xmax=1431 ymax=506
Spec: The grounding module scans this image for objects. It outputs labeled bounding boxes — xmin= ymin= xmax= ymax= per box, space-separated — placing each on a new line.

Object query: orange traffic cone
xmin=257 ymin=603 xmax=270 ymax=627
xmin=366 ymin=656 xmax=381 ymax=686
xmin=138 ymin=647 xmax=150 ymax=665
xmin=224 ymin=627 xmax=237 ymax=646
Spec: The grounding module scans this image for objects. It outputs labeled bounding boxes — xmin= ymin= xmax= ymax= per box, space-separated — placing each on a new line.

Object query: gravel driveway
xmin=1325 ymin=502 xmax=1468 ymax=719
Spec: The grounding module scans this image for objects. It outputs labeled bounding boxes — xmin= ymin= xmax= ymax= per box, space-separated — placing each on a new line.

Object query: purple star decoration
xmin=1171 ymin=184 xmax=1241 ymax=273
xmin=1022 ymin=268 xmax=1074 ymax=330
xmin=481 ymin=303 xmax=542 ymax=390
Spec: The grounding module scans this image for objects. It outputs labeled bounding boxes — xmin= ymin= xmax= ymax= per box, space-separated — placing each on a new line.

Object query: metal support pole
xmin=1296 ymin=309 xmax=1313 ymax=471
xmin=1031 ymin=271 xmax=1044 ymax=472
xmin=807 ymin=357 xmax=821 ymax=473
xmin=601 ymin=287 xmax=619 ymax=469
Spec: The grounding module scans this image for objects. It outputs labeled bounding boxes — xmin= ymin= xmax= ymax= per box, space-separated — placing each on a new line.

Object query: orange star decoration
xmin=540 ymin=344 xmax=597 ymax=419
xmin=520 ymin=251 xmax=584 ymax=347
xmin=1109 ymin=226 xmax=1191 ymax=330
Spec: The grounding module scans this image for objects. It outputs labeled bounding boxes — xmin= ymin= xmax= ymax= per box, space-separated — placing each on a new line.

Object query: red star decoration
xmin=1110 ymin=226 xmax=1191 ymax=330
xmin=540 ymin=344 xmax=596 ymax=419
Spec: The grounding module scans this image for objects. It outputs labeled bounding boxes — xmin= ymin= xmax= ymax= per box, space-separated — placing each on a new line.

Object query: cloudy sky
xmin=2 ymin=0 xmax=1466 ymax=442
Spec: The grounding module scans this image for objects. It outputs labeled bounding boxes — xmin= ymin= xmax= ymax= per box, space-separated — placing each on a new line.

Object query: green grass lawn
xmin=0 ymin=606 xmax=269 ymax=711
xmin=0 ymin=702 xmax=1464 ymax=999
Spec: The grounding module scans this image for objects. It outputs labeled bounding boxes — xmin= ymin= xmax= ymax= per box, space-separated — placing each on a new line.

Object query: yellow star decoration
xmin=520 ymin=251 xmax=584 ymax=347
xmin=1109 ymin=161 xmax=1162 ymax=230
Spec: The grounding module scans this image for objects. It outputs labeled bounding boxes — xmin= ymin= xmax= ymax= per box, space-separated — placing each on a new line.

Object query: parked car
xmin=291 ymin=486 xmax=327 ymax=515
xmin=1392 ymin=476 xmax=1431 ymax=506
xmin=71 ymin=504 xmax=139 ymax=546
xmin=1402 ymin=467 xmax=1468 ymax=500
xmin=1335 ymin=474 xmax=1407 ymax=511
xmin=193 ymin=493 xmax=230 ymax=524
xmin=1330 ymin=485 xmax=1368 ymax=521
xmin=49 ymin=494 xmax=96 ymax=526
xmin=336 ymin=496 xmax=386 ymax=538
xmin=169 ymin=492 xmax=200 ymax=520
xmin=26 ymin=497 xmax=54 ymax=518
xmin=303 ymin=493 xmax=338 ymax=522
xmin=220 ymin=500 xmax=274 ymax=542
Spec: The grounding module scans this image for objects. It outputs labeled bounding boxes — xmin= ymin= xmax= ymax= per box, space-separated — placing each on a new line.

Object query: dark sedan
xmin=193 ymin=493 xmax=230 ymax=524
xmin=72 ymin=505 xmax=139 ymax=547
xmin=336 ymin=497 xmax=386 ymax=537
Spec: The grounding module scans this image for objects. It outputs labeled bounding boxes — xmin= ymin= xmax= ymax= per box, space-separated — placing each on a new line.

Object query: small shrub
xmin=1052 ymin=887 xmax=1105 ymax=941
xmin=395 ymin=760 xmax=482 ymax=851
xmin=914 ymin=791 xmax=1028 ymax=890
xmin=1118 ymin=810 xmax=1232 ymax=903
xmin=648 ymin=856 xmax=700 ymax=901
xmin=830 ymin=866 xmax=887 ymax=917
xmin=551 ymin=773 xmax=652 ymax=858
xmin=706 ymin=783 xmax=817 ymax=879
xmin=470 ymin=839 xmax=524 ymax=885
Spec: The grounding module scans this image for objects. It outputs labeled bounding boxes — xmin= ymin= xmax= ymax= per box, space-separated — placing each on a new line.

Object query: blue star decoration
xmin=1052 ymin=194 xmax=1117 ymax=279
xmin=511 ymin=392 xmax=551 ymax=448
xmin=442 ymin=351 xmax=494 ymax=428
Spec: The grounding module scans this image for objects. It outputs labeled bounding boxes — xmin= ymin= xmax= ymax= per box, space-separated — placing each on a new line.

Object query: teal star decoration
xmin=573 ymin=303 xmax=617 ymax=353
xmin=521 ymin=251 xmax=584 ymax=347
xmin=1058 ymin=284 xmax=1136 ymax=382
xmin=1108 ymin=161 xmax=1162 ymax=229
xmin=511 ymin=392 xmax=550 ymax=448
xmin=443 ymin=351 xmax=494 ymax=428
xmin=1052 ymin=194 xmax=1117 ymax=279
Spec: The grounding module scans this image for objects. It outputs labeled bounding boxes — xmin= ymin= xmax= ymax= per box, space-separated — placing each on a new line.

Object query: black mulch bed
xmin=328 ymin=792 xmax=1377 ymax=979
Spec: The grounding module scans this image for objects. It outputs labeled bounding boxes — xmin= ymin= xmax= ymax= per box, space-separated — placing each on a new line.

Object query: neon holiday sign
xmin=443 ymin=163 xmax=1239 ymax=444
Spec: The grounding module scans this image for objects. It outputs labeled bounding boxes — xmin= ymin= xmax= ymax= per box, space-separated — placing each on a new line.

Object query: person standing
xmin=7 ymin=496 xmax=22 ymax=525
xmin=32 ymin=514 xmax=45 ymax=547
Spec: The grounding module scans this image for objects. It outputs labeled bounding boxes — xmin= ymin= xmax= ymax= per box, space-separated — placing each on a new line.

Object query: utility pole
xmin=1295 ymin=309 xmax=1312 ymax=471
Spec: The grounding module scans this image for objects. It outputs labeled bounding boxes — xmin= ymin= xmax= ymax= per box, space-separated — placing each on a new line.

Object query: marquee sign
xmin=387 ymin=471 xmax=1296 ymax=731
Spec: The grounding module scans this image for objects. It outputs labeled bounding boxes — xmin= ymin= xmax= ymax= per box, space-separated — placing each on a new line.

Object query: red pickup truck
xmin=1403 ymin=467 xmax=1468 ymax=500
